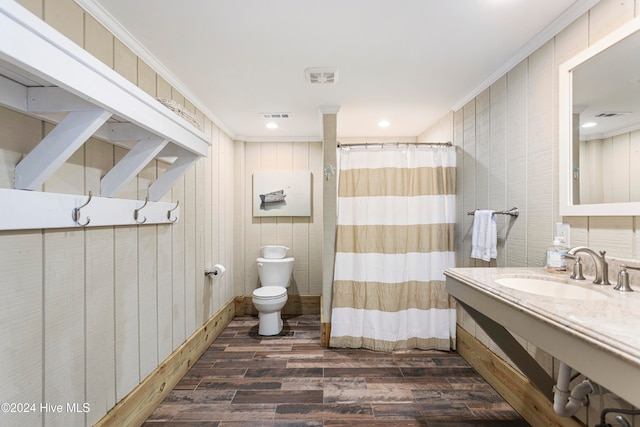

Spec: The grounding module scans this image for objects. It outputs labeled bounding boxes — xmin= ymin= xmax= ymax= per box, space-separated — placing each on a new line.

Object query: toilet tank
xmin=260 ymin=245 xmax=289 ymax=259
xmin=257 ymin=257 xmax=294 ymax=287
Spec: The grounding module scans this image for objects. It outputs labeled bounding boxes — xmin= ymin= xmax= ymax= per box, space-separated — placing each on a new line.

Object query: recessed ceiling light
xmin=581 ymin=122 xmax=597 ymax=128
xmin=266 ymin=122 xmax=278 ymax=129
xmin=378 ymin=120 xmax=390 ymax=128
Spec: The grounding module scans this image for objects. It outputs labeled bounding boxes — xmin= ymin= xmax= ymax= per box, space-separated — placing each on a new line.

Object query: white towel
xmin=471 ymin=210 xmax=497 ymax=262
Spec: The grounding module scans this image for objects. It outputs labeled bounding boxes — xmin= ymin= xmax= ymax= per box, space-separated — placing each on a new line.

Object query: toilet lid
xmin=253 ymin=286 xmax=287 ymax=299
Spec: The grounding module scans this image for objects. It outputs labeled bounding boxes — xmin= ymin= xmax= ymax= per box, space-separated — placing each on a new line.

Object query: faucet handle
xmin=614 ymin=264 xmax=637 ymax=292
xmin=569 ymin=256 xmax=585 ymax=280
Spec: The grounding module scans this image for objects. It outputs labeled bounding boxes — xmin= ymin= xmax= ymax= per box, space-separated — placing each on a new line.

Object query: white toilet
xmin=252 ymin=245 xmax=294 ymax=336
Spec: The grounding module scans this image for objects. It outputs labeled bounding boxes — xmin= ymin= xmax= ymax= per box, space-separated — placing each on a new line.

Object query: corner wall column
xmin=320 ymin=105 xmax=340 ymax=346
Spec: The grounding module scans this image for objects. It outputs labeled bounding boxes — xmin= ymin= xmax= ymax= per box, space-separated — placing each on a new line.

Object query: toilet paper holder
xmin=205 ymin=264 xmax=226 ymax=278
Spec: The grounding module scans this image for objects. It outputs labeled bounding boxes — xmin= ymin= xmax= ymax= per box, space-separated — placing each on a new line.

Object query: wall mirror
xmin=559 ymin=16 xmax=640 ymax=216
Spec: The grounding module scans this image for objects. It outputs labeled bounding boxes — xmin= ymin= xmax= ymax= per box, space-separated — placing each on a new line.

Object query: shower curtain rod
xmin=337 ymin=141 xmax=453 ymax=148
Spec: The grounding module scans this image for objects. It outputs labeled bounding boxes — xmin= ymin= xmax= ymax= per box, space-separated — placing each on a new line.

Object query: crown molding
xmin=319 ymin=105 xmax=341 ymax=114
xmin=75 ymin=0 xmax=237 ymax=139
xmin=76 ymin=0 xmax=600 ymax=137
xmin=236 ymin=135 xmax=323 ymax=143
xmin=452 ymin=0 xmax=601 ymax=111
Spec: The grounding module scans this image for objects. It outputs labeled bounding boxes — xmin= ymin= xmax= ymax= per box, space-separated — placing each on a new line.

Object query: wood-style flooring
xmin=144 ymin=315 xmax=530 ymax=426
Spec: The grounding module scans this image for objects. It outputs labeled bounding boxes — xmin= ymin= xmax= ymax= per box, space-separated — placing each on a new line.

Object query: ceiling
xmin=80 ymin=0 xmax=596 ymax=141
xmin=573 ymin=26 xmax=640 ymax=140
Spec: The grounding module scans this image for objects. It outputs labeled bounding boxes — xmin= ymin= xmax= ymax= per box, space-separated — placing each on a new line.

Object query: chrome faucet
xmin=567 ymin=246 xmax=611 ymax=286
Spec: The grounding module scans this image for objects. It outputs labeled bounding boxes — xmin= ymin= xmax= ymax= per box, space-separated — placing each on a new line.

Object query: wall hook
xmin=167 ymin=200 xmax=179 ymax=223
xmin=134 ymin=197 xmax=149 ymax=224
xmin=72 ymin=191 xmax=92 ymax=226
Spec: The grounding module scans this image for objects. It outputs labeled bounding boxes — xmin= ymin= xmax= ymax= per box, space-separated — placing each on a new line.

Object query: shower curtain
xmin=329 ymin=144 xmax=456 ymax=352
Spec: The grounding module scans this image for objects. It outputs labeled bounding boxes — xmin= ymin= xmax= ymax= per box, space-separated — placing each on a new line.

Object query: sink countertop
xmin=444 ymin=267 xmax=640 ymax=371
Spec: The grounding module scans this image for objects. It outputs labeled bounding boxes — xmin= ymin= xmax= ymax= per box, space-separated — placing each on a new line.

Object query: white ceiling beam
xmin=0 ymin=1 xmax=211 ymax=156
xmin=148 ymin=153 xmax=198 ymax=202
xmin=27 ymin=86 xmax=96 ymax=112
xmin=14 ymin=109 xmax=112 ymax=190
xmin=156 ymin=144 xmax=194 ymax=158
xmin=0 ymin=74 xmax=27 ymax=111
xmin=101 ymin=137 xmax=169 ymax=198
xmin=103 ymin=122 xmax=157 ymax=141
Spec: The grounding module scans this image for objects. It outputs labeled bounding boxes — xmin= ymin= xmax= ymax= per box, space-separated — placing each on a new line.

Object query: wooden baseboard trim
xmin=320 ymin=295 xmax=331 ymax=347
xmin=456 ymin=326 xmax=584 ymax=427
xmin=94 ymin=299 xmax=235 ymax=427
xmin=321 ymin=322 xmax=331 ymax=347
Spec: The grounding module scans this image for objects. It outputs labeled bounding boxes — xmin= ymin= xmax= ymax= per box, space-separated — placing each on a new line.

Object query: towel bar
xmin=467 ymin=207 xmax=519 ymax=217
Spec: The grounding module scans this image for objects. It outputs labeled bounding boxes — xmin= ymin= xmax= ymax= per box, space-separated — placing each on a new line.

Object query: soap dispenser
xmin=546 ymin=236 xmax=569 ymax=273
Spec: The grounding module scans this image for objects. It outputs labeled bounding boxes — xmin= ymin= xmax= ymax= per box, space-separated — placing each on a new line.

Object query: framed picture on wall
xmin=252 ymin=171 xmax=312 ymax=217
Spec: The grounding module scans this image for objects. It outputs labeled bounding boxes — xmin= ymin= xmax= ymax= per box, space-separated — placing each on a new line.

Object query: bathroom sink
xmin=494 ymin=277 xmax=607 ymax=300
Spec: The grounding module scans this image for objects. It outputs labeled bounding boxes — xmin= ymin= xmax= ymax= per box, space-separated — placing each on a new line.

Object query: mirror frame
xmin=559 ymin=16 xmax=640 ymax=216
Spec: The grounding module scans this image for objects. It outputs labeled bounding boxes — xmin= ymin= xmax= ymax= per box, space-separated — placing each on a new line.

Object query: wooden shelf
xmin=0 ymin=1 xmax=210 ymax=228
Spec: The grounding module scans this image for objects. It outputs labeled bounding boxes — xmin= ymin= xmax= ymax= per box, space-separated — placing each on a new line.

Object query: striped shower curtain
xmin=329 ymin=144 xmax=457 ymax=352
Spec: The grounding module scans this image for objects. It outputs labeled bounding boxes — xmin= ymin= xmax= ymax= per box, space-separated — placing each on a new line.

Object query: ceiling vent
xmin=305 ymin=68 xmax=338 ymax=84
xmin=260 ymin=113 xmax=291 ymax=119
xmin=594 ymin=111 xmax=632 ymax=118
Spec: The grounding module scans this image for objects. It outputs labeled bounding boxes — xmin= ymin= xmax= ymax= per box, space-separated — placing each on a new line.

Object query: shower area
xmin=329 ymin=143 xmax=457 ymax=352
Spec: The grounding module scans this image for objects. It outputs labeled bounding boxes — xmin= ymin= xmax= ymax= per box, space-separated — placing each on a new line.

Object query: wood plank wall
xmin=6 ymin=0 xmax=640 ymax=426
xmin=234 ymin=141 xmax=324 ymax=299
xmin=1 ymin=1 xmax=235 ymax=426
xmin=579 ymin=131 xmax=640 ymax=204
xmin=420 ymin=0 xmax=640 ymax=424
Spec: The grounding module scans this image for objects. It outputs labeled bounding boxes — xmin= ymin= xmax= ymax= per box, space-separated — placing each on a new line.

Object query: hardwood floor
xmin=143 ymin=315 xmax=530 ymax=426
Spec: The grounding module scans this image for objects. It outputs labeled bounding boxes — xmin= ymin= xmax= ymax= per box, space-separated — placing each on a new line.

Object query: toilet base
xmin=258 ymin=311 xmax=283 ymax=336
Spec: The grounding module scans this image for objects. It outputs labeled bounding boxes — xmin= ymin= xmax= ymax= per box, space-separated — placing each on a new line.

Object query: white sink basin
xmin=495 ymin=277 xmax=607 ymax=300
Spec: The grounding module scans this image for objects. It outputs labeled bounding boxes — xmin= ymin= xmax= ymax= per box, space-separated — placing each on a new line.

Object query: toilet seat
xmin=256 ymin=257 xmax=294 ymax=263
xmin=253 ymin=286 xmax=287 ymax=299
